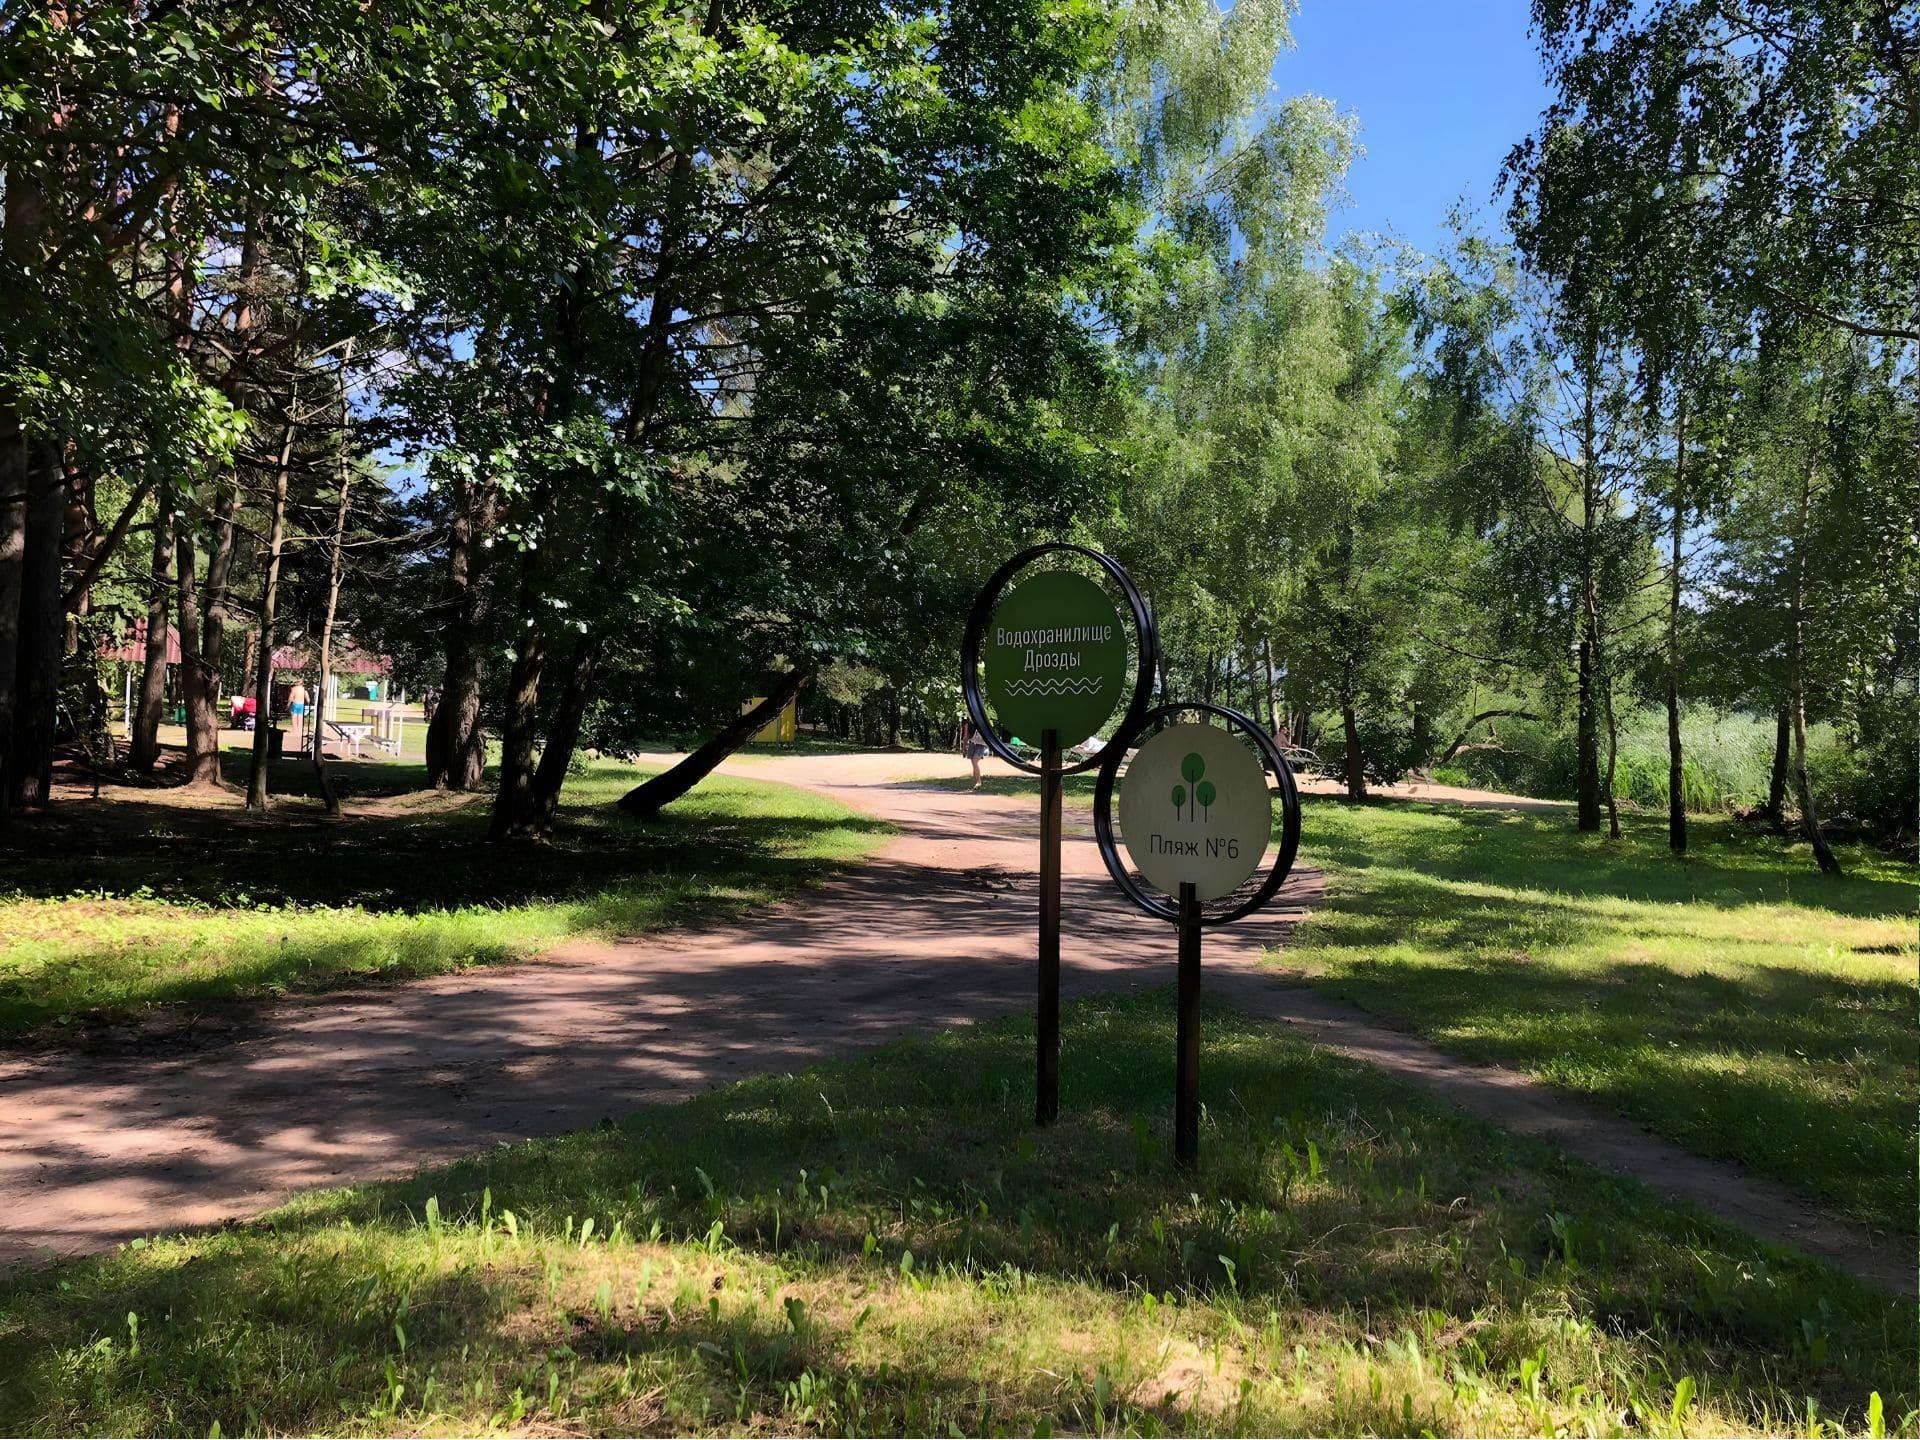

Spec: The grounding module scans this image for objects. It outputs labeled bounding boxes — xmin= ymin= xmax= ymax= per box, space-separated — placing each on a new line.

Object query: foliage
xmin=1508 ymin=0 xmax=1919 ymax=347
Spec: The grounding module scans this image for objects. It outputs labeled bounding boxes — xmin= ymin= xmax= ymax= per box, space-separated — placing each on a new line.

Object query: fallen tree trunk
xmin=617 ymin=669 xmax=806 ymax=819
xmin=1432 ymin=709 xmax=1540 ymax=770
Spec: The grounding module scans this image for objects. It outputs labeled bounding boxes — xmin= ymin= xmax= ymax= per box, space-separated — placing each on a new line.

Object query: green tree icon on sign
xmin=1196 ymin=779 xmax=1216 ymax=820
xmin=1179 ymin=753 xmax=1206 ymax=820
xmin=1171 ymin=784 xmax=1187 ymax=813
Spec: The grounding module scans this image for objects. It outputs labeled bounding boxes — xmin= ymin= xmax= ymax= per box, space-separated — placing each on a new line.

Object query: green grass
xmin=918 ymin=774 xmax=1915 ymax=1234
xmin=1278 ymin=803 xmax=1917 ymax=1237
xmin=0 ymin=759 xmax=890 ymax=1039
xmin=0 ymin=995 xmax=1906 ymax=1436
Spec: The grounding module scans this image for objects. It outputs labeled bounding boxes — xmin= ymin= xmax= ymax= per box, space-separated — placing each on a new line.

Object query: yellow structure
xmin=743 ymin=694 xmax=799 ymax=743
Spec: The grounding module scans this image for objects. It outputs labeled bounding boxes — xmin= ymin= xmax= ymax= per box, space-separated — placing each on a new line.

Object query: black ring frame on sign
xmin=961 ymin=543 xmax=1160 ymax=778
xmin=1093 ymin=701 xmax=1302 ymax=926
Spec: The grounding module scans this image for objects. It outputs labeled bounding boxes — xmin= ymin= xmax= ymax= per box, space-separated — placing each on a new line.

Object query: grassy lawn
xmin=916 ymin=774 xmax=1915 ymax=1236
xmin=0 ymin=758 xmax=889 ymax=1040
xmin=1278 ymin=804 xmax=1917 ymax=1237
xmin=0 ymin=994 xmax=1905 ymax=1436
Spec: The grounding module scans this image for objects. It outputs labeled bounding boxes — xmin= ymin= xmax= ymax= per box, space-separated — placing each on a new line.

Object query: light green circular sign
xmin=1118 ymin=722 xmax=1271 ymax=901
xmin=982 ymin=570 xmax=1128 ymax=748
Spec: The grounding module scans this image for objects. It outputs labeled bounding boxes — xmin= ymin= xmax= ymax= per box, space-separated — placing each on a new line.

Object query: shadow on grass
xmin=0 ymin=762 xmax=892 ymax=1036
xmin=1290 ymin=804 xmax=1917 ymax=1233
xmin=0 ymin=782 xmax=889 ymax=916
xmin=1305 ymin=801 xmax=1916 ymax=920
xmin=1 ymin=997 xmax=1907 ymax=1436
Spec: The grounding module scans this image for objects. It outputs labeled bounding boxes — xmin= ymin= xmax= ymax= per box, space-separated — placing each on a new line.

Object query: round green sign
xmin=1118 ymin=722 xmax=1271 ymax=901
xmin=982 ymin=570 xmax=1128 ymax=748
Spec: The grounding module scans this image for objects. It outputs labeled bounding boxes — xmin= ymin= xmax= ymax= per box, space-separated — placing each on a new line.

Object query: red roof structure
xmin=101 ymin=619 xmax=182 ymax=665
xmin=100 ymin=620 xmax=391 ymax=677
xmin=268 ymin=639 xmax=393 ymax=676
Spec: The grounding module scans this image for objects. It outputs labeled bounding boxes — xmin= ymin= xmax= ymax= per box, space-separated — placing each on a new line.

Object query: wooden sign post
xmin=1094 ymin=703 xmax=1301 ymax=1167
xmin=962 ymin=545 xmax=1157 ymax=1126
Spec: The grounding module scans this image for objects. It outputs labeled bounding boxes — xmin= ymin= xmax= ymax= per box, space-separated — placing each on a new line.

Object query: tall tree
xmin=1407 ymin=235 xmax=1663 ymax=833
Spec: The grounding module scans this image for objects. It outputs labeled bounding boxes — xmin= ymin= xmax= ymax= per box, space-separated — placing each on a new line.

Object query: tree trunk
xmin=245 ymin=413 xmax=296 ymax=812
xmin=129 ymin=485 xmax=175 ymax=770
xmin=1575 ymin=350 xmax=1603 ymax=833
xmin=1788 ymin=429 xmax=1840 ymax=874
xmin=487 ymin=628 xmax=548 ymax=840
xmin=175 ymin=524 xmax=220 ymax=787
xmin=179 ymin=207 xmax=257 ymax=790
xmin=1575 ymin=636 xmax=1601 ymax=830
xmin=0 ymin=85 xmax=49 ymax=811
xmin=132 ymin=109 xmax=190 ymax=778
xmin=424 ymin=480 xmax=491 ymax=791
xmin=1765 ymin=700 xmax=1791 ymax=825
xmin=312 ymin=368 xmax=356 ymax=816
xmin=7 ymin=442 xmax=64 ymax=810
xmin=1788 ymin=680 xmax=1836 ymax=874
xmin=528 ymin=635 xmax=603 ymax=832
xmin=618 ymin=670 xmax=807 ymax=818
xmin=1601 ymin=669 xmax=1622 ymax=840
xmin=1666 ymin=396 xmax=1688 ymax=852
xmin=183 ymin=485 xmax=240 ymax=786
xmin=1260 ymin=638 xmax=1281 ymax=737
xmin=1341 ymin=700 xmax=1365 ymax=802
xmin=0 ymin=414 xmax=28 ymax=800
xmin=60 ymin=456 xmax=91 ymax=658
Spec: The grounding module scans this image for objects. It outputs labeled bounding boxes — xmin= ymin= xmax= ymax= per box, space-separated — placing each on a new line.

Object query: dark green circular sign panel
xmin=982 ymin=571 xmax=1128 ymax=747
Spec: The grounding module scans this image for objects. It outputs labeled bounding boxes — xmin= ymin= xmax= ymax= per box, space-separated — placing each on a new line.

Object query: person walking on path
xmin=959 ymin=718 xmax=987 ymax=790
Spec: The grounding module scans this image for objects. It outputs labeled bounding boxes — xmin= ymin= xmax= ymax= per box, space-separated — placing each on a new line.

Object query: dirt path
xmin=0 ymin=751 xmax=1907 ymax=1295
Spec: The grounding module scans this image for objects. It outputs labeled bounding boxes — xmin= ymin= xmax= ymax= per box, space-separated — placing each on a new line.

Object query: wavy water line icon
xmin=1000 ymin=675 xmax=1108 ymax=697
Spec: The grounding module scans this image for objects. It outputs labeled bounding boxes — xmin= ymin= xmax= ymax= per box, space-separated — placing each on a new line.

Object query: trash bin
xmin=267 ymin=727 xmax=285 ymax=760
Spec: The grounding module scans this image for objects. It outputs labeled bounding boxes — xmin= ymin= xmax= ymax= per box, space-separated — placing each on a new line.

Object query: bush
xmin=1322 ymin=712 xmax=1421 ymax=787
xmin=1807 ymin=699 xmax=1917 ymax=849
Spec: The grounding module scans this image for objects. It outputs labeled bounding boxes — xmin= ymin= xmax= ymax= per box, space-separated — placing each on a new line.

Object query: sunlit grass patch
xmin=0 ymin=760 xmax=890 ymax=1039
xmin=1278 ymin=802 xmax=1917 ymax=1233
xmin=0 ymin=996 xmax=1905 ymax=1436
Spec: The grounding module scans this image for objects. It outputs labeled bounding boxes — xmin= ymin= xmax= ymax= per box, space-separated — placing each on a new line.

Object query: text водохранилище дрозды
xmin=996 ymin=624 xmax=1116 ymax=673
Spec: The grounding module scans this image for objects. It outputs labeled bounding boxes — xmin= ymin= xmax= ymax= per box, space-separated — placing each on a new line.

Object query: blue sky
xmin=1273 ymin=0 xmax=1553 ymax=257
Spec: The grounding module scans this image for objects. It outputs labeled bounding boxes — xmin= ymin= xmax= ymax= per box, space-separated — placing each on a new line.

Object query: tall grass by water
xmin=1446 ymin=704 xmax=1866 ymax=817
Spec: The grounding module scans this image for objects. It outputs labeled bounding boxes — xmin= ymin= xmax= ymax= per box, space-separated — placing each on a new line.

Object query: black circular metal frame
xmin=1092 ymin=701 xmax=1302 ymax=926
xmin=960 ymin=543 xmax=1159 ymax=778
